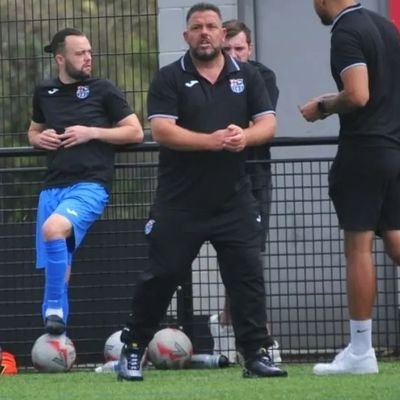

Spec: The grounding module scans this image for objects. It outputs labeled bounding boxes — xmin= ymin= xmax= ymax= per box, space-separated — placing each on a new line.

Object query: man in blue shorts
xmin=27 ymin=28 xmax=144 ymax=335
xmin=300 ymin=0 xmax=400 ymax=375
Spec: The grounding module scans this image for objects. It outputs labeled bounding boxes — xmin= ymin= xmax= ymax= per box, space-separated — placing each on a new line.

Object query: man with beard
xmin=300 ymin=0 xmax=400 ymax=375
xmin=28 ymin=28 xmax=144 ymax=335
xmin=117 ymin=2 xmax=287 ymax=381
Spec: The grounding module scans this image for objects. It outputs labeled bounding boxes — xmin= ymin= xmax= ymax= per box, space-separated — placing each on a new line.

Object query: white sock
xmin=45 ymin=308 xmax=64 ymax=319
xmin=350 ymin=319 xmax=372 ymax=355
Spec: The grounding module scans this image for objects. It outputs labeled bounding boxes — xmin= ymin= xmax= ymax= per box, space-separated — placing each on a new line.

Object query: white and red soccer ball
xmin=31 ymin=333 xmax=76 ymax=372
xmin=103 ymin=330 xmax=124 ymax=362
xmin=148 ymin=328 xmax=193 ymax=369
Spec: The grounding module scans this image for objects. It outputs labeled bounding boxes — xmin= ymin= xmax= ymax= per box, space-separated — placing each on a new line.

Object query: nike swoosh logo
xmin=48 ymin=88 xmax=59 ymax=95
xmin=66 ymin=208 xmax=78 ymax=217
xmin=356 ymin=329 xmax=368 ymax=333
xmin=185 ymin=80 xmax=199 ymax=88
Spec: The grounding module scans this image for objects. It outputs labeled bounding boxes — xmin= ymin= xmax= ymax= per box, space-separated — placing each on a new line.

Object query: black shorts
xmin=329 ymin=145 xmax=400 ymax=231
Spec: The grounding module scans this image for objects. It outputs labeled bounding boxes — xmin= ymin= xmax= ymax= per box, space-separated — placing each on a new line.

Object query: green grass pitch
xmin=1 ymin=362 xmax=399 ymax=400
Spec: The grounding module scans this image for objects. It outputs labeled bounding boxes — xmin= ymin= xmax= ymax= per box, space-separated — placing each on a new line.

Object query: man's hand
xmin=299 ymin=98 xmax=321 ymax=122
xmin=222 ymin=124 xmax=247 ymax=152
xmin=37 ymin=129 xmax=62 ymax=150
xmin=59 ymin=125 xmax=95 ymax=148
xmin=299 ymin=93 xmax=338 ymax=122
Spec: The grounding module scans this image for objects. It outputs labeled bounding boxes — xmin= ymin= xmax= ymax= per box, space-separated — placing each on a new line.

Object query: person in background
xmin=118 ymin=2 xmax=287 ymax=381
xmin=208 ymin=19 xmax=281 ymax=364
xmin=300 ymin=0 xmax=400 ymax=375
xmin=28 ymin=27 xmax=143 ymax=335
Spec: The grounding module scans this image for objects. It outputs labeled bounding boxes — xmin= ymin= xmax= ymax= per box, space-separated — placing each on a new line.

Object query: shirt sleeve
xmin=331 ymin=29 xmax=367 ymax=75
xmin=147 ymin=66 xmax=179 ymax=120
xmin=246 ymin=64 xmax=274 ymax=120
xmin=31 ymin=86 xmax=45 ymax=123
xmin=262 ymin=69 xmax=279 ymax=111
xmin=102 ymin=80 xmax=134 ymax=123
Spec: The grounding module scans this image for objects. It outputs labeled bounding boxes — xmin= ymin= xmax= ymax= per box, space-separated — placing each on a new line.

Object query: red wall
xmin=389 ymin=0 xmax=400 ymax=30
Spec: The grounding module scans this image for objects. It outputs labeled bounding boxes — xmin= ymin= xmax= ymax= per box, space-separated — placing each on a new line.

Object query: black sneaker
xmin=45 ymin=315 xmax=66 ymax=335
xmin=243 ymin=348 xmax=288 ymax=378
xmin=118 ymin=343 xmax=145 ymax=381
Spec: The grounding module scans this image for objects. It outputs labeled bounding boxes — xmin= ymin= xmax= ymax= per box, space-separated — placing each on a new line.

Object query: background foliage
xmin=0 ymin=0 xmax=158 ymax=148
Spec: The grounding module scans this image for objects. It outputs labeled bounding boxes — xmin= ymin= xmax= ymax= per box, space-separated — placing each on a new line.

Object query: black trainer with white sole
xmin=118 ymin=343 xmax=146 ymax=381
xmin=243 ymin=348 xmax=288 ymax=378
xmin=45 ymin=315 xmax=66 ymax=335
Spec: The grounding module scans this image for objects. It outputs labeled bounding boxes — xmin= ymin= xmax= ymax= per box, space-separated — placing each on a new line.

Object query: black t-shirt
xmin=247 ymin=60 xmax=279 ymax=189
xmin=32 ymin=77 xmax=133 ymax=190
xmin=147 ymin=51 xmax=274 ymax=212
xmin=330 ymin=4 xmax=400 ymax=146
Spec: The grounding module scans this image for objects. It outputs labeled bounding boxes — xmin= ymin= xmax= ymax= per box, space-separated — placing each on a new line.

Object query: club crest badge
xmin=144 ymin=219 xmax=156 ymax=235
xmin=230 ymin=79 xmax=245 ymax=94
xmin=76 ymin=85 xmax=90 ymax=99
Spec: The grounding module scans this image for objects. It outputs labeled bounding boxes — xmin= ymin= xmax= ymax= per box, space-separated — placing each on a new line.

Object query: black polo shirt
xmin=32 ymin=77 xmax=133 ymax=190
xmin=147 ymin=51 xmax=274 ymax=212
xmin=330 ymin=4 xmax=400 ymax=146
xmin=247 ymin=60 xmax=279 ymax=189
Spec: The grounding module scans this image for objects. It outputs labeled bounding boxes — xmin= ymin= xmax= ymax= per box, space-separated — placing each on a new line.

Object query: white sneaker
xmin=313 ymin=345 xmax=379 ymax=375
xmin=208 ymin=314 xmax=282 ymax=364
xmin=208 ymin=314 xmax=236 ymax=363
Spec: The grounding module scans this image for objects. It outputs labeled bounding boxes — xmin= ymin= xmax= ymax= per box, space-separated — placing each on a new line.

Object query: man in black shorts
xmin=300 ymin=0 xmax=400 ymax=375
xmin=118 ymin=2 xmax=288 ymax=381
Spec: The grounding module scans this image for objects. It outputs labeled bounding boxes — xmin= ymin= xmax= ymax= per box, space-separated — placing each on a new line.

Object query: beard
xmin=65 ymin=60 xmax=91 ymax=81
xmin=318 ymin=13 xmax=333 ymax=26
xmin=190 ymin=46 xmax=220 ymax=62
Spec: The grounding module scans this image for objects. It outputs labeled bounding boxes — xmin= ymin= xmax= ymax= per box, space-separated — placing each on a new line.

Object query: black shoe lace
xmin=258 ymin=349 xmax=274 ymax=366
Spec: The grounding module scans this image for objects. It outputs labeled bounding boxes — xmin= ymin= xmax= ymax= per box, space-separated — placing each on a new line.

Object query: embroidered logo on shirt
xmin=48 ymin=88 xmax=59 ymax=95
xmin=230 ymin=79 xmax=245 ymax=93
xmin=185 ymin=80 xmax=199 ymax=88
xmin=76 ymin=85 xmax=90 ymax=99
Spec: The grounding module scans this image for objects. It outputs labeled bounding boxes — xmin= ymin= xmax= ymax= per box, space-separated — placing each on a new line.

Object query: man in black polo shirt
xmin=300 ymin=0 xmax=400 ymax=375
xmin=118 ymin=2 xmax=287 ymax=381
xmin=28 ymin=28 xmax=143 ymax=335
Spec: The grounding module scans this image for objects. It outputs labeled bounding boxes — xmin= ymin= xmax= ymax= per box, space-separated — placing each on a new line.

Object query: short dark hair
xmin=186 ymin=2 xmax=222 ymax=22
xmin=44 ymin=27 xmax=85 ymax=55
xmin=223 ymin=20 xmax=252 ymax=44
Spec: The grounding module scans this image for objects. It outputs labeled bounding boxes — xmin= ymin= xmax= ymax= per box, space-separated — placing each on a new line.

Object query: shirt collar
xmin=180 ymin=50 xmax=240 ymax=76
xmin=331 ymin=3 xmax=363 ymax=32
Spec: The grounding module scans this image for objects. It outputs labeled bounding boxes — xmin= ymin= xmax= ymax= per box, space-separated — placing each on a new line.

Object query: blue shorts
xmin=35 ymin=182 xmax=109 ymax=269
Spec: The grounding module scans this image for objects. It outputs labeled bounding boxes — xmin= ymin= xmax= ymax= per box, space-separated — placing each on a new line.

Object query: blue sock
xmin=42 ymin=283 xmax=69 ymax=323
xmin=62 ymin=283 xmax=70 ymax=323
xmin=43 ymin=239 xmax=68 ymax=318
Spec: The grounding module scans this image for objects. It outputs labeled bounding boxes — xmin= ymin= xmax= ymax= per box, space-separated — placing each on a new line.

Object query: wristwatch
xmin=317 ymin=100 xmax=330 ymax=119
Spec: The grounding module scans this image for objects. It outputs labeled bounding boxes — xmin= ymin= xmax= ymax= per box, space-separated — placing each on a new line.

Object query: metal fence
xmin=1 ymin=140 xmax=399 ymax=369
xmin=0 ymin=0 xmax=158 ymax=147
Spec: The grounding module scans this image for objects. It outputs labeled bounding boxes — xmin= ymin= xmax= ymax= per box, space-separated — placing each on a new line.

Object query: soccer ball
xmin=104 ymin=330 xmax=124 ymax=362
xmin=148 ymin=328 xmax=193 ymax=369
xmin=31 ymin=333 xmax=76 ymax=372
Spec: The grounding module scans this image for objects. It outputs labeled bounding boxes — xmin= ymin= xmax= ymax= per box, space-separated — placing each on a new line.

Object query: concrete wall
xmin=157 ymin=0 xmax=238 ymax=67
xmin=251 ymin=0 xmax=386 ymax=158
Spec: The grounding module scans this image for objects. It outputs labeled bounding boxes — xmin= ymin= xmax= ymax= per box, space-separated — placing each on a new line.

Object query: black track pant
xmin=126 ymin=202 xmax=274 ymax=357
